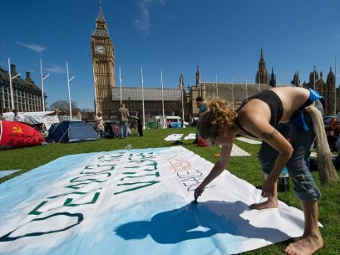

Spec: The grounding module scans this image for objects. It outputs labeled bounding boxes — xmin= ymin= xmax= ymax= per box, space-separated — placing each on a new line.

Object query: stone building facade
xmin=255 ymin=49 xmax=270 ymax=85
xmin=90 ymin=2 xmax=338 ymax=120
xmin=298 ymin=66 xmax=336 ymax=115
xmin=111 ymin=87 xmax=186 ymax=121
xmin=188 ymin=63 xmax=272 ymax=117
xmin=0 ymin=64 xmax=43 ymax=112
xmin=189 ymin=81 xmax=271 ymax=117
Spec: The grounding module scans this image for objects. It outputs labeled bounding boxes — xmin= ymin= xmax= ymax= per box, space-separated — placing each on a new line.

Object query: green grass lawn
xmin=0 ymin=127 xmax=339 ymax=254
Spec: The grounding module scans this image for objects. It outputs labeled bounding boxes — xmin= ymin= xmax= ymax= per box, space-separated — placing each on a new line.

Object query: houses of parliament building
xmin=91 ymin=2 xmax=337 ymax=121
xmin=1 ymin=2 xmax=336 ymax=120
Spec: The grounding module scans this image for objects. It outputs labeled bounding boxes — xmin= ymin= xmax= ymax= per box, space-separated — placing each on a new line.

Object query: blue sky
xmin=1 ymin=0 xmax=339 ymax=110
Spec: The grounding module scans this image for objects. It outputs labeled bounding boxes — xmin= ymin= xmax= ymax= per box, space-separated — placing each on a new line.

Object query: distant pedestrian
xmin=194 ymin=96 xmax=208 ymax=144
xmin=113 ymin=124 xmax=120 ymax=138
xmin=0 ymin=109 xmax=5 ymax=121
xmin=12 ymin=109 xmax=24 ymax=122
xmin=137 ymin=111 xmax=143 ymax=136
xmin=118 ymin=103 xmax=130 ymax=138
xmin=95 ymin=112 xmax=105 ymax=137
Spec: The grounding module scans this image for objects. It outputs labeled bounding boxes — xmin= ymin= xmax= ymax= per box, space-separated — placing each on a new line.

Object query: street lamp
xmin=40 ymin=58 xmax=50 ymax=112
xmin=66 ymin=61 xmax=75 ymax=120
xmin=8 ymin=58 xmax=21 ymax=110
xmin=140 ymin=67 xmax=145 ymax=130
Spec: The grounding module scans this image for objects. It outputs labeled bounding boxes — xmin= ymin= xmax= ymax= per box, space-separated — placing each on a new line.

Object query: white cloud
xmin=46 ymin=65 xmax=65 ymax=74
xmin=134 ymin=0 xmax=166 ymax=35
xmin=16 ymin=41 xmax=46 ymax=53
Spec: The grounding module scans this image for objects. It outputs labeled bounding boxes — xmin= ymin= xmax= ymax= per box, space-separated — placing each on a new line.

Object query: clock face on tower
xmin=95 ymin=45 xmax=106 ymax=55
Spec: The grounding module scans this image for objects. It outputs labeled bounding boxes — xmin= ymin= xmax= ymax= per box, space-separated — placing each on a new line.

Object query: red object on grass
xmin=197 ymin=137 xmax=209 ymax=147
xmin=0 ymin=121 xmax=45 ymax=149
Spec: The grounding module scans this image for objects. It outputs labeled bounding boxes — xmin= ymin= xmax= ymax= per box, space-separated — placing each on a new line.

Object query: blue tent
xmin=47 ymin=121 xmax=98 ymax=143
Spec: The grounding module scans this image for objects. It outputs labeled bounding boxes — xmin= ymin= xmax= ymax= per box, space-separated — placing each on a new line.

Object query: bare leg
xmin=250 ymin=175 xmax=279 ymax=210
xmin=285 ymin=200 xmax=324 ymax=255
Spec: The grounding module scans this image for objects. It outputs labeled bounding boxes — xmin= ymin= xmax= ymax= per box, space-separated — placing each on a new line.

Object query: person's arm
xmin=261 ymin=128 xmax=293 ymax=196
xmin=244 ymin=117 xmax=293 ymax=197
xmin=194 ymin=142 xmax=233 ymax=201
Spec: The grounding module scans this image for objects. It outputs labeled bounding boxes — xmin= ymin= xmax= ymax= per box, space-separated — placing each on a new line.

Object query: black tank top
xmin=235 ymin=90 xmax=284 ymax=138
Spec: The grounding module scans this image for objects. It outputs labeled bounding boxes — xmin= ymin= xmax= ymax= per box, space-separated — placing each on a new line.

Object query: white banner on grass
xmin=0 ymin=169 xmax=21 ymax=179
xmin=184 ymin=133 xmax=196 ymax=140
xmin=236 ymin=137 xmax=262 ymax=145
xmin=164 ymin=134 xmax=183 ymax=141
xmin=0 ymin=146 xmax=305 ymax=255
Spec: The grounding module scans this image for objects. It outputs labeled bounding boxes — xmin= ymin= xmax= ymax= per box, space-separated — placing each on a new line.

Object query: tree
xmin=80 ymin=108 xmax=94 ymax=113
xmin=49 ymin=100 xmax=80 ymax=115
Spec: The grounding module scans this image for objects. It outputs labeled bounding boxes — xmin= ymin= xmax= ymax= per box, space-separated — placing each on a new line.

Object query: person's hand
xmin=261 ymin=178 xmax=275 ymax=198
xmin=194 ymin=185 xmax=205 ymax=201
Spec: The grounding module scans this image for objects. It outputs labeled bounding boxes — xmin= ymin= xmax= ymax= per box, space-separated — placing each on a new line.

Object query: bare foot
xmin=249 ymin=199 xmax=278 ymax=210
xmin=284 ymin=234 xmax=324 ymax=255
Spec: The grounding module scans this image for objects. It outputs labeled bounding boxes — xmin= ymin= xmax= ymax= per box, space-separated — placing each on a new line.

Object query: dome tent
xmin=47 ymin=121 xmax=98 ymax=143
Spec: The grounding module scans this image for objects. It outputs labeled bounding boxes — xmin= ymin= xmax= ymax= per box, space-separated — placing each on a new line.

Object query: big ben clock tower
xmin=91 ymin=0 xmax=115 ymax=119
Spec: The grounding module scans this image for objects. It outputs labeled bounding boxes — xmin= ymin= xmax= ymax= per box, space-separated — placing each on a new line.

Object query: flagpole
xmin=231 ymin=81 xmax=234 ymax=110
xmin=215 ymin=74 xmax=218 ymax=97
xmin=141 ymin=67 xmax=145 ymax=130
xmin=66 ymin=61 xmax=75 ymax=120
xmin=40 ymin=58 xmax=45 ymax=112
xmin=181 ymin=77 xmax=185 ymax=128
xmin=313 ymin=66 xmax=316 ymax=90
xmin=161 ymin=71 xmax=165 ymax=128
xmin=119 ymin=66 xmax=122 ymax=105
xmin=40 ymin=58 xmax=49 ymax=112
xmin=8 ymin=58 xmax=21 ymax=110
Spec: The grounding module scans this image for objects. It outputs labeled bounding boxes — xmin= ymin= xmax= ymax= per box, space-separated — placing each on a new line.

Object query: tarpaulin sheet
xmin=0 ymin=146 xmax=305 ymax=255
xmin=2 ymin=111 xmax=59 ymax=130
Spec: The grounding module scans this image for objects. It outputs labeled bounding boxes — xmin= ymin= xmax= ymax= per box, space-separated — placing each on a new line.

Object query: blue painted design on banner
xmin=44 ymin=194 xmax=247 ymax=255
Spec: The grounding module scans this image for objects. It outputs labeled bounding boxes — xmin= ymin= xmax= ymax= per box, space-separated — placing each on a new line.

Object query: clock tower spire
xmin=91 ymin=0 xmax=115 ymax=119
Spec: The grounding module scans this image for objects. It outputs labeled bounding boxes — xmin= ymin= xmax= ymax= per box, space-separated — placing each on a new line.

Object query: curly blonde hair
xmin=199 ymin=98 xmax=237 ymax=140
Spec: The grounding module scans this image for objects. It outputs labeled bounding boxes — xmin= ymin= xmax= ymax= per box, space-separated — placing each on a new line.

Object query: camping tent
xmin=0 ymin=121 xmax=46 ymax=149
xmin=47 ymin=121 xmax=98 ymax=143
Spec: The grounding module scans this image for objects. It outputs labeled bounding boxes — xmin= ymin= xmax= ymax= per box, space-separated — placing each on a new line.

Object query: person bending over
xmin=194 ymin=87 xmax=338 ymax=255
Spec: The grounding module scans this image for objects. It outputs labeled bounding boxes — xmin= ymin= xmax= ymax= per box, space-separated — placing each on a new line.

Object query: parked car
xmin=166 ymin=116 xmax=186 ymax=128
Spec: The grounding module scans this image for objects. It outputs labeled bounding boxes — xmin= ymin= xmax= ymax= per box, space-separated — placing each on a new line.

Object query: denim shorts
xmin=258 ymin=109 xmax=321 ymax=201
